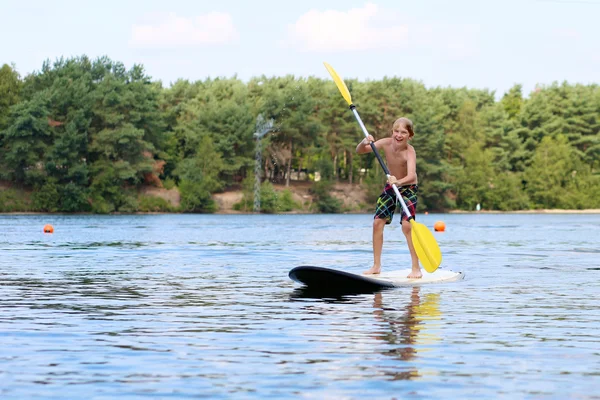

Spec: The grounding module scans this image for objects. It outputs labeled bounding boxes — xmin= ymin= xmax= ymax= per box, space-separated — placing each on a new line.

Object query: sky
xmin=3 ymin=0 xmax=599 ymax=97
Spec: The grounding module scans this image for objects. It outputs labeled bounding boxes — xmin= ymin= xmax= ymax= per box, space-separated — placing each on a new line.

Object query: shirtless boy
xmin=356 ymin=117 xmax=421 ymax=279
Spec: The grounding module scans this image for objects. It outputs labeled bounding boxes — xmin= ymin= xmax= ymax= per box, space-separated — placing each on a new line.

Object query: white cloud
xmin=130 ymin=12 xmax=238 ymax=48
xmin=552 ymin=28 xmax=581 ymax=40
xmin=285 ymin=3 xmax=409 ymax=52
xmin=283 ymin=2 xmax=479 ymax=59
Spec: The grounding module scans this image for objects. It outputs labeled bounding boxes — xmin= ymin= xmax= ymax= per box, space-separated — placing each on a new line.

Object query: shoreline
xmin=2 ymin=209 xmax=600 ymax=216
xmin=447 ymin=209 xmax=600 ymax=214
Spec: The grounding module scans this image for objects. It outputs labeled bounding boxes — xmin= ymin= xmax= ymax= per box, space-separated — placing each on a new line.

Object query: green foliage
xmin=31 ymin=180 xmax=90 ymax=212
xmin=171 ymin=78 xmax=254 ymax=182
xmin=501 ymin=84 xmax=524 ymax=120
xmin=524 ymin=135 xmax=598 ymax=209
xmin=89 ymin=160 xmax=142 ymax=212
xmin=173 ymin=135 xmax=224 ymax=212
xmin=89 ymin=196 xmax=113 ymax=214
xmin=0 ymin=188 xmax=30 ymax=212
xmin=234 ymin=175 xmax=301 ymax=213
xmin=485 ymin=172 xmax=530 ymax=211
xmin=31 ymin=181 xmax=60 ymax=212
xmin=256 ymin=181 xmax=279 ymax=213
xmin=138 ymin=195 xmax=174 ymax=212
xmin=173 ymin=135 xmax=224 ymax=191
xmin=277 ymin=189 xmax=300 ymax=212
xmin=59 ymin=182 xmax=91 ymax=212
xmin=0 ymin=94 xmax=51 ymax=184
xmin=1 ymin=56 xmax=165 ymax=212
xmin=1 ymin=55 xmax=598 ymax=212
xmin=454 ymin=143 xmax=496 ymax=210
xmin=314 ymin=153 xmax=335 ymax=181
xmin=310 ymin=180 xmax=342 ymax=213
xmin=89 ymin=189 xmax=138 ymax=214
xmin=178 ymin=179 xmax=217 ymax=212
xmin=0 ymin=64 xmax=22 ymax=130
xmin=162 ymin=178 xmax=176 ymax=190
xmin=233 ymin=174 xmax=256 ymax=212
xmin=258 ymin=76 xmax=322 ymax=185
xmin=406 ymin=87 xmax=453 ymax=210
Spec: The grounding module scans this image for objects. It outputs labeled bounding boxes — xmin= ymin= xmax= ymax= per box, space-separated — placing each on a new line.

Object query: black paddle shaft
xmin=369 ymin=142 xmax=390 ymax=175
xmin=350 ymin=104 xmax=415 ymax=222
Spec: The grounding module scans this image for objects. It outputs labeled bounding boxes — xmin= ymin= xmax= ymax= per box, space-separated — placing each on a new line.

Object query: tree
xmin=86 ymin=58 xmax=165 ymax=211
xmin=524 ymin=135 xmax=589 ymax=209
xmin=174 ymin=135 xmax=225 ymax=212
xmin=0 ymin=94 xmax=51 ymax=184
xmin=260 ymin=76 xmax=321 ymax=186
xmin=454 ymin=143 xmax=496 ymax=210
xmin=0 ymin=64 xmax=22 ymax=130
xmin=501 ymin=84 xmax=523 ymax=120
xmin=172 ymin=78 xmax=254 ymax=183
xmin=310 ymin=78 xmax=354 ymax=182
xmin=480 ymin=102 xmax=526 ymax=172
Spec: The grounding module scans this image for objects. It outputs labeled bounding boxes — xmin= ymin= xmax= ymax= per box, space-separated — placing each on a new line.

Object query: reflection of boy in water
xmin=372 ymin=288 xmax=440 ymax=380
xmin=373 ymin=288 xmax=420 ymax=361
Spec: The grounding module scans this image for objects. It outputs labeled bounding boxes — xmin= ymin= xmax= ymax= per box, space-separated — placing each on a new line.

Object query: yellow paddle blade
xmin=415 ymin=294 xmax=442 ymax=320
xmin=323 ymin=62 xmax=353 ymax=106
xmin=410 ymin=220 xmax=442 ymax=273
xmin=414 ymin=293 xmax=442 ymax=347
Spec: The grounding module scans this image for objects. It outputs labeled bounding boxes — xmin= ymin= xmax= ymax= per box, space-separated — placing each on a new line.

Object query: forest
xmin=0 ymin=56 xmax=598 ymax=213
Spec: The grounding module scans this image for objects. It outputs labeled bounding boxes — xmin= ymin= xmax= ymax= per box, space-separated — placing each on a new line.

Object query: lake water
xmin=0 ymin=213 xmax=599 ymax=399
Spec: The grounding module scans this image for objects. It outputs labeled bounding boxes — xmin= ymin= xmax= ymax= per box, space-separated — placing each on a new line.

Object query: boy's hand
xmin=363 ymin=135 xmax=374 ymax=144
xmin=387 ymin=175 xmax=397 ymax=185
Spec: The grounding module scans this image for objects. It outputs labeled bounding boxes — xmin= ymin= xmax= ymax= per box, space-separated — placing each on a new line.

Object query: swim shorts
xmin=374 ymin=184 xmax=418 ymax=224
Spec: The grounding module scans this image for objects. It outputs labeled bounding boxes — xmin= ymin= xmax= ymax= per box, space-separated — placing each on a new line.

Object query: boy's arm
xmin=356 ymin=137 xmax=389 ymax=154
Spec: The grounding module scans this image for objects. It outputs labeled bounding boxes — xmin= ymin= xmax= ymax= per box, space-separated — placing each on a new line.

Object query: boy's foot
xmin=363 ymin=266 xmax=381 ymax=275
xmin=407 ymin=269 xmax=422 ymax=279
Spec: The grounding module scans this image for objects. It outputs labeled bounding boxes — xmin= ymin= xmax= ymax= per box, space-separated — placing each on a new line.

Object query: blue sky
xmin=3 ymin=0 xmax=599 ymax=97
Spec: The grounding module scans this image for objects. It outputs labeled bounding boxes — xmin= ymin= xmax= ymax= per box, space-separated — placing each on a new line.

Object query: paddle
xmin=323 ymin=62 xmax=442 ymax=273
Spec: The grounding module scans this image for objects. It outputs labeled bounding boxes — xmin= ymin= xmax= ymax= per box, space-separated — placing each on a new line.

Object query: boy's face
xmin=392 ymin=124 xmax=411 ymax=144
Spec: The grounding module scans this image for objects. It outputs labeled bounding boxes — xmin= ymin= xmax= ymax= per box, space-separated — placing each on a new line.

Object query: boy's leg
xmin=364 ymin=218 xmax=387 ymax=274
xmin=365 ymin=185 xmax=395 ymax=275
xmin=402 ymin=219 xmax=422 ymax=279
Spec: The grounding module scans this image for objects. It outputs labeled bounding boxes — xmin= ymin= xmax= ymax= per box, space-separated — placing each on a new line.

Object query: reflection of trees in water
xmin=372 ymin=287 xmax=441 ymax=381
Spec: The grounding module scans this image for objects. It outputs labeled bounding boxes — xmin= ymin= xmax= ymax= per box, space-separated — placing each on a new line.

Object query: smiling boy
xmin=356 ymin=117 xmax=421 ymax=279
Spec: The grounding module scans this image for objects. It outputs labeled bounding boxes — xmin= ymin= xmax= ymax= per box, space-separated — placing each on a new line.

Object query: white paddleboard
xmin=289 ymin=266 xmax=464 ymax=292
xmin=365 ymin=268 xmax=464 ymax=286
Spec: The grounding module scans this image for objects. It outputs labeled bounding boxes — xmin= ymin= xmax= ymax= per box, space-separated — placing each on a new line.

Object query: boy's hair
xmin=393 ymin=117 xmax=414 ymax=138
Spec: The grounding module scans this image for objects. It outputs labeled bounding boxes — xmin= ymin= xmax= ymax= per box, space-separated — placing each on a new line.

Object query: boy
xmin=356 ymin=117 xmax=421 ymax=279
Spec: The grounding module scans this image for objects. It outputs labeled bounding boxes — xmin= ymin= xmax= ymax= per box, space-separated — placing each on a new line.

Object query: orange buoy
xmin=43 ymin=224 xmax=54 ymax=234
xmin=433 ymin=221 xmax=445 ymax=232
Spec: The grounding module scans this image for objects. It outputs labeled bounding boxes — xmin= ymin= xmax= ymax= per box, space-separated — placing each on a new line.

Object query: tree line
xmin=0 ymin=56 xmax=598 ymax=213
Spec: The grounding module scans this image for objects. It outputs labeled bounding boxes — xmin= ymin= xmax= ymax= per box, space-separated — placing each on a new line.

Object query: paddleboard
xmin=289 ymin=266 xmax=464 ymax=293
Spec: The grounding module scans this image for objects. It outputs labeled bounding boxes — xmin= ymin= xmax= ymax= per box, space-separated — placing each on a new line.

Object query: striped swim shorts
xmin=374 ymin=184 xmax=418 ymax=224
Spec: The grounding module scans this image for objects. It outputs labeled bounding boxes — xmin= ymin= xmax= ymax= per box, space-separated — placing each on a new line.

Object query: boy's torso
xmin=382 ymin=140 xmax=416 ymax=183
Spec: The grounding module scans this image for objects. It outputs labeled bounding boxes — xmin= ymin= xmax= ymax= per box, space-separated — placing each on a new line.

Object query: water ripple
xmin=0 ymin=214 xmax=599 ymax=399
